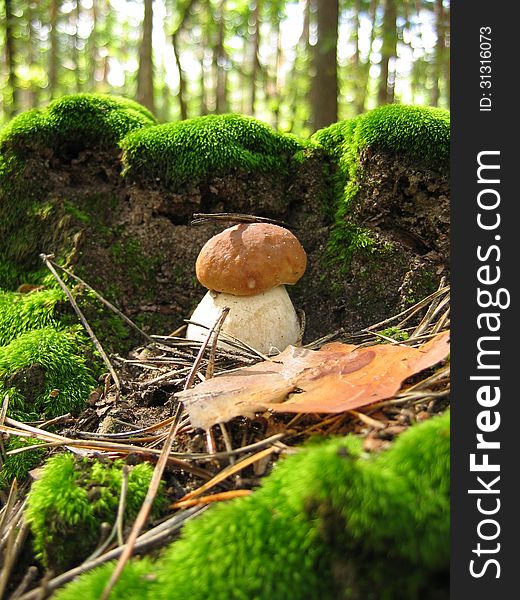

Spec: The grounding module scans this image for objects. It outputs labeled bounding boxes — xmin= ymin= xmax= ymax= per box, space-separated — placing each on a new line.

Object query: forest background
xmin=0 ymin=0 xmax=450 ymax=135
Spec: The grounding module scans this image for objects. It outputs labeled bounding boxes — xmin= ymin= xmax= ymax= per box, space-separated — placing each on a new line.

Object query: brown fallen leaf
xmin=177 ymin=331 xmax=450 ymax=430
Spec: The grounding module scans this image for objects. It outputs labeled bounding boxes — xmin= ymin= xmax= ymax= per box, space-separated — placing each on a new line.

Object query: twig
xmin=116 ymin=466 xmax=130 ymax=547
xmin=99 ymin=308 xmax=231 ymax=600
xmin=191 ymin=212 xmax=295 ymax=229
xmin=348 ymin=410 xmax=386 ymax=430
xmin=0 ymin=510 xmax=29 ymax=599
xmin=218 ymin=423 xmax=235 ymax=466
xmin=39 ymin=413 xmax=73 ymax=430
xmin=82 ymin=466 xmax=130 ymax=563
xmin=183 ymin=308 xmax=230 ymax=391
xmin=0 ymin=394 xmax=8 ymax=466
xmin=1 ymin=418 xmax=214 ymax=480
xmin=46 ymin=258 xmax=156 ymax=345
xmin=40 ymin=253 xmax=121 ymax=395
xmin=0 ymin=478 xmax=18 ymax=544
xmin=178 ymin=445 xmax=281 ymax=503
xmin=360 ymin=284 xmax=450 ymax=333
xmin=171 ymin=489 xmax=252 ymax=509
xmin=15 ymin=506 xmax=206 ymax=600
xmin=9 ymin=565 xmax=39 ymax=600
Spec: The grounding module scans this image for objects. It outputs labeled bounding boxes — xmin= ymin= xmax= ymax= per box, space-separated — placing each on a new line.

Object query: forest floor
xmin=1 ymin=279 xmax=450 ymax=598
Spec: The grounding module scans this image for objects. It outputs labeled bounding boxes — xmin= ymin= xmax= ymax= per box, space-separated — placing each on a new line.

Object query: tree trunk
xmin=198 ymin=0 xmax=210 ymax=115
xmin=171 ymin=0 xmax=198 ymax=120
xmin=4 ymin=0 xmax=19 ymax=116
xmin=249 ymin=0 xmax=262 ymax=115
xmin=49 ymin=0 xmax=60 ymax=99
xmin=430 ymin=0 xmax=446 ymax=106
xmin=351 ymin=0 xmax=361 ymax=113
xmin=136 ymin=0 xmax=155 ymax=114
xmin=172 ymin=32 xmax=188 ymax=120
xmin=286 ymin=0 xmax=311 ymax=132
xmin=24 ymin=2 xmax=39 ymax=109
xmin=272 ymin=26 xmax=283 ymax=127
xmin=356 ymin=0 xmax=378 ymax=114
xmin=213 ymin=0 xmax=228 ymax=113
xmin=310 ymin=0 xmax=339 ymax=131
xmin=74 ymin=0 xmax=82 ymax=92
xmin=377 ymin=0 xmax=398 ymax=106
xmin=87 ymin=0 xmax=98 ymax=88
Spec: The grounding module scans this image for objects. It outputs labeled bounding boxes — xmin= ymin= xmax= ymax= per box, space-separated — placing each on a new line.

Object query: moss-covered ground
xmin=51 ymin=411 xmax=449 ymax=600
xmin=26 ymin=454 xmax=166 ymax=572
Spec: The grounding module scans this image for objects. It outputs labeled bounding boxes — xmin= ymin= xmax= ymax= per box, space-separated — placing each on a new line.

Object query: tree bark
xmin=172 ymin=32 xmax=188 ymax=120
xmin=310 ymin=0 xmax=339 ymax=131
xmin=74 ymin=0 xmax=82 ymax=92
xmin=249 ymin=0 xmax=262 ymax=115
xmin=136 ymin=0 xmax=155 ymax=114
xmin=49 ymin=0 xmax=60 ymax=99
xmin=430 ymin=0 xmax=447 ymax=106
xmin=377 ymin=0 xmax=398 ymax=106
xmin=272 ymin=26 xmax=283 ymax=127
xmin=213 ymin=0 xmax=228 ymax=113
xmin=198 ymin=0 xmax=210 ymax=115
xmin=356 ymin=0 xmax=378 ymax=114
xmin=87 ymin=0 xmax=98 ymax=88
xmin=4 ymin=0 xmax=19 ymax=116
xmin=171 ymin=0 xmax=198 ymax=120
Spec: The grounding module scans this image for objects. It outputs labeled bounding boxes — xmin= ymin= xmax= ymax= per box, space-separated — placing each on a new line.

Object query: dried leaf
xmin=178 ymin=331 xmax=450 ymax=430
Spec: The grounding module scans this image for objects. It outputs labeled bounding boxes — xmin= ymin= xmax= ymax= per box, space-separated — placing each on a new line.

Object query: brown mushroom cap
xmin=195 ymin=222 xmax=307 ymax=296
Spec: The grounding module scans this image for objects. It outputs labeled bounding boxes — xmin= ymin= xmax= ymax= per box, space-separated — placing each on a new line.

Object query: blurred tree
xmin=213 ymin=0 xmax=228 ymax=113
xmin=311 ymin=0 xmax=339 ymax=131
xmin=3 ymin=0 xmax=19 ymax=116
xmin=137 ymin=0 xmax=155 ymax=113
xmin=0 ymin=0 xmax=450 ymax=130
xmin=430 ymin=0 xmax=448 ymax=106
xmin=377 ymin=0 xmax=397 ymax=105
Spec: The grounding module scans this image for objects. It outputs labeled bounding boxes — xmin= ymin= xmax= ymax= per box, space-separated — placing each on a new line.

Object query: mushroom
xmin=186 ymin=222 xmax=307 ymax=355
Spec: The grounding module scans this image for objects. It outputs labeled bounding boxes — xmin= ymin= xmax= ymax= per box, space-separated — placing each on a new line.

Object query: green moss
xmin=0 ymin=285 xmax=135 ymax=359
xmin=312 ymin=105 xmax=450 ymax=274
xmin=379 ymin=326 xmax=410 ymax=342
xmin=0 ymin=436 xmax=46 ymax=488
xmin=0 ymin=326 xmax=98 ymax=420
xmin=26 ymin=454 xmax=165 ymax=571
xmin=153 ymin=411 xmax=449 ymax=599
xmin=314 ymin=104 xmax=450 ymax=175
xmin=51 ymin=558 xmax=158 ymax=600
xmin=121 ymin=113 xmax=306 ymax=188
xmin=0 ymin=93 xmax=155 ymax=167
xmin=54 ymin=412 xmax=449 ymax=599
xmin=63 ymin=200 xmax=91 ymax=224
xmin=0 ymin=94 xmax=155 ymax=276
xmin=0 ymin=288 xmax=66 ymax=346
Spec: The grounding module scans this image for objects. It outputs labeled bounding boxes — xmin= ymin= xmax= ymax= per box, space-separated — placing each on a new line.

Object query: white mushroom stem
xmin=186 ymin=286 xmax=302 ymax=355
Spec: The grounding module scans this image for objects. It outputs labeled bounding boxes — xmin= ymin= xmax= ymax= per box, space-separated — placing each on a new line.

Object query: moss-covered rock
xmin=0 ymin=326 xmax=98 ymax=421
xmin=26 ymin=453 xmax=165 ymax=572
xmin=52 ymin=411 xmax=449 ymax=600
xmin=0 ymin=94 xmax=156 ymax=280
xmin=121 ymin=113 xmax=304 ymax=188
xmin=298 ymin=104 xmax=450 ymax=334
